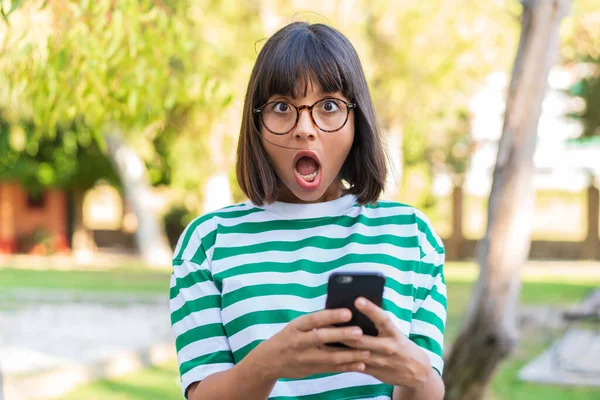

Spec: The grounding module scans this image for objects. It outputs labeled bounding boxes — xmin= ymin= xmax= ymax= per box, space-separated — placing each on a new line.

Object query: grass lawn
xmin=0 ymin=266 xmax=171 ymax=293
xmin=3 ymin=262 xmax=600 ymax=399
xmin=60 ymin=359 xmax=182 ymax=400
xmin=446 ymin=265 xmax=600 ymax=400
xmin=491 ymin=336 xmax=600 ymax=400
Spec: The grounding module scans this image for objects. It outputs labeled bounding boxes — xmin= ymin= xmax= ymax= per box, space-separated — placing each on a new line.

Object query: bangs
xmin=254 ymin=28 xmax=355 ymax=104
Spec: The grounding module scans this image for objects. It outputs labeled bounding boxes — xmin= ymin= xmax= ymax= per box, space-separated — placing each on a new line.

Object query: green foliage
xmin=351 ymin=0 xmax=520 ymax=206
xmin=425 ymin=109 xmax=474 ymax=183
xmin=561 ymin=0 xmax=600 ymax=63
xmin=563 ymin=0 xmax=600 ymax=138
xmin=0 ymin=0 xmax=238 ymax=198
xmin=3 ymin=0 xmax=596 ymax=214
xmin=568 ymin=75 xmax=600 ymax=137
xmin=162 ymin=204 xmax=194 ymax=248
xmin=0 ymin=114 xmax=118 ymax=190
xmin=4 ymin=0 xmax=198 ymax=141
xmin=0 ymin=0 xmax=24 ymax=23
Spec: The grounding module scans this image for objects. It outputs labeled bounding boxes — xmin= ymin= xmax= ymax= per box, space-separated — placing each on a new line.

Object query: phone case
xmin=325 ymin=272 xmax=386 ymax=346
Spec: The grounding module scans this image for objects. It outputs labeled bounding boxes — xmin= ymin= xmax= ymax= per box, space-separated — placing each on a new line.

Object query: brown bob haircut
xmin=236 ymin=22 xmax=388 ymax=206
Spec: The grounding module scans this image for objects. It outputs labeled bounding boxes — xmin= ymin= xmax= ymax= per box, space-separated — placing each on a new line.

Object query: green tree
xmin=0 ymin=116 xmax=118 ymax=191
xmin=563 ymin=0 xmax=600 ymax=138
xmin=0 ymin=0 xmax=235 ymax=265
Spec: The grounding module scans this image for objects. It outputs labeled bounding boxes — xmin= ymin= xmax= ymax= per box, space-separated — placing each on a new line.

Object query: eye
xmin=271 ymin=102 xmax=291 ymax=113
xmin=321 ymin=100 xmax=341 ymax=113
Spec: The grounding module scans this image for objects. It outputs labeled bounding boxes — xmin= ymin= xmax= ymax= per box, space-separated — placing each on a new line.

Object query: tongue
xmin=296 ymin=156 xmax=319 ymax=175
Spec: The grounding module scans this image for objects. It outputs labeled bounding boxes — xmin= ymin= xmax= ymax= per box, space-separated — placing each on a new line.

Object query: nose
xmin=294 ymin=108 xmax=317 ymax=141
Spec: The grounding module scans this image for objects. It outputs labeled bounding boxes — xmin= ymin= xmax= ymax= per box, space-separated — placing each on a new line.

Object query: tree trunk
xmin=104 ymin=131 xmax=172 ymax=268
xmin=443 ymin=1 xmax=570 ymax=399
xmin=583 ymin=182 xmax=600 ymax=259
xmin=71 ymin=188 xmax=96 ymax=262
xmin=447 ymin=185 xmax=464 ymax=261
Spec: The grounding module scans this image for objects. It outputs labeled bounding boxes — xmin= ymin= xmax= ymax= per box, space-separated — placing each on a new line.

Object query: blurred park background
xmin=0 ymin=0 xmax=599 ymax=399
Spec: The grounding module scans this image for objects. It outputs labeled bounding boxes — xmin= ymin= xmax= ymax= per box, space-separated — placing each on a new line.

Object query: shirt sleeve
xmin=170 ymin=222 xmax=234 ymax=398
xmin=410 ymin=214 xmax=447 ymax=376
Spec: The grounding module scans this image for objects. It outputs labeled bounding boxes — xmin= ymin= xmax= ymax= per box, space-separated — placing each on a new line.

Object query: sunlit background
xmin=0 ymin=0 xmax=599 ymax=399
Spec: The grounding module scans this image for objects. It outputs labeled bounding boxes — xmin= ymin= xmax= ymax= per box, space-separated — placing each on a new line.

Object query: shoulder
xmin=172 ymin=202 xmax=262 ymax=261
xmin=361 ymin=200 xmax=444 ymax=255
xmin=362 ymin=199 xmax=417 ymax=215
xmin=188 ymin=202 xmax=262 ymax=229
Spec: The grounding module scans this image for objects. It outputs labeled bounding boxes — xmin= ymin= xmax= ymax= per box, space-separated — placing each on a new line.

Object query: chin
xmin=282 ymin=176 xmax=338 ymax=204
xmin=290 ymin=189 xmax=327 ymax=203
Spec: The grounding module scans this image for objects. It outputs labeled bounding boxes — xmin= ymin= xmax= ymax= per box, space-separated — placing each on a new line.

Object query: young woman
xmin=170 ymin=22 xmax=446 ymax=400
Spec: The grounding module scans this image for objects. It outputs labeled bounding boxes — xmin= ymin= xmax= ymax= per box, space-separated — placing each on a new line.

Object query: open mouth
xmin=296 ymin=157 xmax=320 ymax=182
xmin=293 ymin=151 xmax=322 ymax=190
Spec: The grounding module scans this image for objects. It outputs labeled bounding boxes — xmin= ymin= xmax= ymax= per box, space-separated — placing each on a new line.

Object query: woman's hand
xmin=341 ymin=298 xmax=433 ymax=390
xmin=244 ymin=308 xmax=372 ymax=381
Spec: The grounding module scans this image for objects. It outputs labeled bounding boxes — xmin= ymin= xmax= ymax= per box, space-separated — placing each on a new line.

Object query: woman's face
xmin=260 ymin=81 xmax=355 ymax=203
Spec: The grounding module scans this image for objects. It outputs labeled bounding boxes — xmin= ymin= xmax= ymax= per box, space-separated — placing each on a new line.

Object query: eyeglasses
xmin=254 ymin=97 xmax=356 ymax=136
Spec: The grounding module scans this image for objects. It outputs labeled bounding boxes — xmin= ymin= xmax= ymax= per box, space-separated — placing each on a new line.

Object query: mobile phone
xmin=325 ymin=271 xmax=386 ymax=347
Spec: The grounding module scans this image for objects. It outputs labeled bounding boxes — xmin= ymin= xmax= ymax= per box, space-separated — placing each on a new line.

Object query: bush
xmin=18 ymin=229 xmax=69 ymax=255
xmin=163 ymin=205 xmax=194 ymax=249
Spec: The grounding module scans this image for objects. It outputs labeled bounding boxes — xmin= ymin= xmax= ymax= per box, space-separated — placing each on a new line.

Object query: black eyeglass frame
xmin=253 ymin=97 xmax=357 ymax=136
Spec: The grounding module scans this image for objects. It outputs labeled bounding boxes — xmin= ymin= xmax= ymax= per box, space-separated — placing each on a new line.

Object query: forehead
xmin=268 ymin=79 xmax=344 ymax=101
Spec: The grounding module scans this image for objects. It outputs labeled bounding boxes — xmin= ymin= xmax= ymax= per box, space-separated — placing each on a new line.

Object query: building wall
xmin=0 ymin=182 xmax=17 ymax=252
xmin=0 ymin=182 xmax=68 ymax=254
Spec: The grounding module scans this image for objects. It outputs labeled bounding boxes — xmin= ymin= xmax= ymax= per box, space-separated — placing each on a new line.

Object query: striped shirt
xmin=170 ymin=194 xmax=447 ymax=399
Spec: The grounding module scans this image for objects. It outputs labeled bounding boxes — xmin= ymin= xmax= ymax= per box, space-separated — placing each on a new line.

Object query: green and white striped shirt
xmin=170 ymin=194 xmax=446 ymax=399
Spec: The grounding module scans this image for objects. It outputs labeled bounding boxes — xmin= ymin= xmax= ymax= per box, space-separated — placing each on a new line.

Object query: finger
xmin=336 ymin=362 xmax=366 ymax=373
xmin=293 ymin=309 xmax=352 ymax=332
xmin=300 ymin=326 xmax=363 ymax=347
xmin=300 ymin=348 xmax=371 ymax=365
xmin=340 ymin=336 xmax=399 ymax=356
xmin=355 ymin=297 xmax=395 ymax=334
